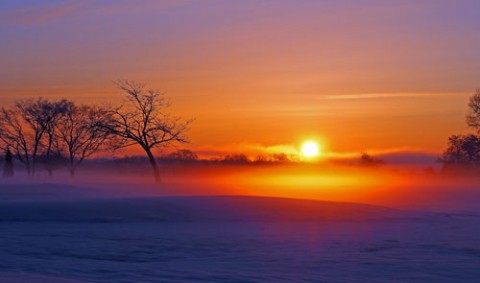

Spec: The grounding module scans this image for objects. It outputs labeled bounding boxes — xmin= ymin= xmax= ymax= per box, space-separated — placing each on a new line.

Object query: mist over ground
xmin=2 ymin=159 xmax=480 ymax=213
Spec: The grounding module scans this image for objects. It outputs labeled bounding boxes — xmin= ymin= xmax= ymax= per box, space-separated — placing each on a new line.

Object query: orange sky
xmin=1 ymin=0 xmax=479 ymax=159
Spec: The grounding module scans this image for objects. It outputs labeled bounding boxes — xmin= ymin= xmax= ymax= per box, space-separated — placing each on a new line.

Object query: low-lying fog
xmin=2 ymin=162 xmax=479 ymax=213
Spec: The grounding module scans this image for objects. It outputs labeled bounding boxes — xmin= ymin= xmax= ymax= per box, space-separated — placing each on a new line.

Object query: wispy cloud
xmin=0 ymin=0 xmax=197 ymax=26
xmin=323 ymin=146 xmax=439 ymax=159
xmin=96 ymin=0 xmax=195 ymax=14
xmin=324 ymin=92 xmax=468 ymax=100
xmin=1 ymin=2 xmax=81 ymax=25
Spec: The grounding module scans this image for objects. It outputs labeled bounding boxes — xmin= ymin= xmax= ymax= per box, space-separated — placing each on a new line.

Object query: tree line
xmin=0 ymin=80 xmax=191 ymax=183
xmin=7 ymin=80 xmax=467 ymax=179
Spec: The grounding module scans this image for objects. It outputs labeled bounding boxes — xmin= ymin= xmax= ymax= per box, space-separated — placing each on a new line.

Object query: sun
xmin=301 ymin=141 xmax=319 ymax=157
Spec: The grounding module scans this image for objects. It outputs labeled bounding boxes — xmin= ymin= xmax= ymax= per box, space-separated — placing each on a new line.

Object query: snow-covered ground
xmin=1 ymin=182 xmax=480 ymax=282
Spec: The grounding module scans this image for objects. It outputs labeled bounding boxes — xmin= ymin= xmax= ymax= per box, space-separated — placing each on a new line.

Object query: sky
xmin=1 ymin=0 xmax=480 ymax=159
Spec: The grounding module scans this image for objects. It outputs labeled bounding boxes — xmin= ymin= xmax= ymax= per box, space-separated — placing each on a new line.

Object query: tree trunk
xmin=69 ymin=159 xmax=75 ymax=178
xmin=46 ymin=137 xmax=53 ymax=178
xmin=145 ymin=148 xmax=161 ymax=183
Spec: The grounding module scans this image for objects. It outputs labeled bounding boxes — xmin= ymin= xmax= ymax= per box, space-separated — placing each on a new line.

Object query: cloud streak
xmin=1 ymin=2 xmax=81 ymax=25
xmin=324 ymin=92 xmax=469 ymax=100
xmin=93 ymin=0 xmax=196 ymax=15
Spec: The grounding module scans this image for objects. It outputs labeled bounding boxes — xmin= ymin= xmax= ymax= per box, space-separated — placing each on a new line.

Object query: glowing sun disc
xmin=302 ymin=142 xmax=319 ymax=157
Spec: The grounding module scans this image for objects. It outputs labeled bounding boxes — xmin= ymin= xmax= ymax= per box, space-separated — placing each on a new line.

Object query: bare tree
xmin=42 ymin=100 xmax=71 ymax=176
xmin=466 ymin=89 xmax=480 ymax=131
xmin=57 ymin=103 xmax=112 ymax=177
xmin=107 ymin=80 xmax=191 ymax=183
xmin=16 ymin=98 xmax=69 ymax=175
xmin=439 ymin=134 xmax=480 ymax=175
xmin=0 ymin=98 xmax=73 ymax=176
xmin=0 ymin=107 xmax=32 ymax=174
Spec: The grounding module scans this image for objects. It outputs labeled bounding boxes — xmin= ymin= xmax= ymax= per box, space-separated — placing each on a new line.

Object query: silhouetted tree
xmin=106 ymin=80 xmax=191 ymax=183
xmin=0 ymin=98 xmax=67 ymax=175
xmin=0 ymin=107 xmax=31 ymax=174
xmin=57 ymin=104 xmax=112 ymax=177
xmin=440 ymin=90 xmax=480 ymax=175
xmin=16 ymin=98 xmax=68 ymax=175
xmin=466 ymin=89 xmax=480 ymax=131
xmin=3 ymin=148 xmax=14 ymax=178
xmin=42 ymin=100 xmax=71 ymax=176
xmin=439 ymin=134 xmax=480 ymax=174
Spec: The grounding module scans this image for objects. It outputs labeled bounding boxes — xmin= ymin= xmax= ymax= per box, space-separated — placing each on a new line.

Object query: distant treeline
xmin=81 ymin=151 xmax=385 ymax=168
xmin=0 ymin=148 xmax=386 ymax=170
